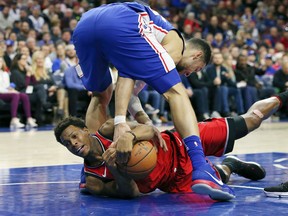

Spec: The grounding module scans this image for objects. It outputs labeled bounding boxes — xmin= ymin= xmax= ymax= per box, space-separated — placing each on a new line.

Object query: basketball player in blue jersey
xmin=72 ymin=2 xmax=221 ymax=199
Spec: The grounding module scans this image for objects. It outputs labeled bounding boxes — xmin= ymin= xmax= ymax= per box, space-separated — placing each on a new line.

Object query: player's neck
xmin=84 ymin=137 xmax=104 ymax=166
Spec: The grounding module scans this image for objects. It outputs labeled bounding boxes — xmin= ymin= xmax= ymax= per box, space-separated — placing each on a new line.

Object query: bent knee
xmin=243 ymin=112 xmax=262 ymax=132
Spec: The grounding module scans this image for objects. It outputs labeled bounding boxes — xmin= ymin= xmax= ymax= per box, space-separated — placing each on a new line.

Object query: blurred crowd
xmin=0 ymin=0 xmax=287 ymax=128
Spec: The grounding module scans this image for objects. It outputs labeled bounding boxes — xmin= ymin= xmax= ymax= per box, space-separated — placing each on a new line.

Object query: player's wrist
xmin=126 ymin=131 xmax=137 ymax=144
xmin=114 ymin=115 xmax=126 ymax=125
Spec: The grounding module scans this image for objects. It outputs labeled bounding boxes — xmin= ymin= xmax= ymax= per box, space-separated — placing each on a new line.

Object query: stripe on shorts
xmin=138 ymin=12 xmax=175 ymax=73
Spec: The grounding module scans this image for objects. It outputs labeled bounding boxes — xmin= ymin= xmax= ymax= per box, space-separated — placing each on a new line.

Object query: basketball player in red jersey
xmin=54 ymin=91 xmax=288 ymax=200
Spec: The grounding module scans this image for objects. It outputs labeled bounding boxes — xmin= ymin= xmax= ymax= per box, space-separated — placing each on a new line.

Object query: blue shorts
xmin=73 ymin=2 xmax=181 ymax=94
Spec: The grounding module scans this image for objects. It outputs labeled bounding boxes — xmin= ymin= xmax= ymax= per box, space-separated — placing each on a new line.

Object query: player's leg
xmin=186 ymin=118 xmax=235 ymax=201
xmin=264 ymin=181 xmax=288 ymax=198
xmin=73 ymin=9 xmax=114 ymax=133
xmin=241 ymin=91 xmax=288 ymax=133
xmin=215 ymin=156 xmax=266 ymax=184
xmin=86 ymin=85 xmax=113 ymax=133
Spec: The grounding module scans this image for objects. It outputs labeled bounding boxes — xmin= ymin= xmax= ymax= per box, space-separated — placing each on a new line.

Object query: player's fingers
xmin=109 ymin=142 xmax=116 ymax=148
xmin=157 ymin=133 xmax=168 ymax=152
xmin=95 ymin=155 xmax=103 ymax=161
xmin=106 ymin=151 xmax=117 ymax=166
xmin=161 ymin=139 xmax=168 ymax=152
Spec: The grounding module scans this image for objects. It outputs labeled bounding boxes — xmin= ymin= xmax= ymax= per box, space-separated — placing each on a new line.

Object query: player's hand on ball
xmin=113 ymin=122 xmax=131 ymax=142
xmin=102 ymin=147 xmax=117 ymax=168
xmin=115 ymin=130 xmax=134 ymax=164
xmin=152 ymin=126 xmax=168 ymax=152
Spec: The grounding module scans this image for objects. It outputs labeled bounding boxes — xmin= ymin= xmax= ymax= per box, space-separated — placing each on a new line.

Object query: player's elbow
xmin=119 ymin=188 xmax=140 ymax=199
xmin=243 ymin=113 xmax=262 ymax=132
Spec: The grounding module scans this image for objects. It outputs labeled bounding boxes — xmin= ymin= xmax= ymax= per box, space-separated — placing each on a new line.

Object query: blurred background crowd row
xmin=0 ymin=0 xmax=288 ymax=128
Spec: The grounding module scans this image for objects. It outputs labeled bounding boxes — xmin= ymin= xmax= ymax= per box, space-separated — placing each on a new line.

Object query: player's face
xmin=60 ymin=125 xmax=91 ymax=158
xmin=177 ymin=49 xmax=206 ymax=76
xmin=178 ymin=58 xmax=206 ymax=77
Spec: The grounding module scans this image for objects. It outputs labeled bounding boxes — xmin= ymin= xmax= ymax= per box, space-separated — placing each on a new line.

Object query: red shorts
xmin=136 ymin=117 xmax=236 ymax=193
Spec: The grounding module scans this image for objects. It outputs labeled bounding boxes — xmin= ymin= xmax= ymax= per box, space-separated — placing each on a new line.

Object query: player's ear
xmin=192 ymin=50 xmax=203 ymax=60
xmin=83 ymin=127 xmax=90 ymax=134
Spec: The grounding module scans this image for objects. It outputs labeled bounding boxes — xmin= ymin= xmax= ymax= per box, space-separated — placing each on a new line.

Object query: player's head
xmin=54 ymin=116 xmax=92 ymax=158
xmin=177 ymin=38 xmax=212 ymax=76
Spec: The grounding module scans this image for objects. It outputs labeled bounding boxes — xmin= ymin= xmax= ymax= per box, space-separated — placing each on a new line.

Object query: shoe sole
xmin=264 ymin=191 xmax=288 ymax=198
xmin=192 ymin=184 xmax=235 ymax=201
xmin=223 ymin=156 xmax=266 ymax=180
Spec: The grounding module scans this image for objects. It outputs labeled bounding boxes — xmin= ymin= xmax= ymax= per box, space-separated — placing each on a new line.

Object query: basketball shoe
xmin=264 ymin=181 xmax=288 ymax=198
xmin=218 ymin=155 xmax=266 ymax=183
xmin=191 ymin=161 xmax=235 ymax=201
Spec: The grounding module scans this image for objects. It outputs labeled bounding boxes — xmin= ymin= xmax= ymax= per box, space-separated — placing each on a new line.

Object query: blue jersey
xmin=73 ymin=2 xmax=183 ymax=94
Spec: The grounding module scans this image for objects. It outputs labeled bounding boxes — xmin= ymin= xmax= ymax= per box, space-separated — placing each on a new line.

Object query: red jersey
xmin=84 ymin=118 xmax=234 ymax=194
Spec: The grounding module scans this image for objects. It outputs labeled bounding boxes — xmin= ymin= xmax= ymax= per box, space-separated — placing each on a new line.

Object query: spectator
xmin=0 ymin=56 xmax=37 ymax=128
xmin=28 ymin=5 xmax=45 ymax=33
xmin=3 ymin=40 xmax=17 ymax=70
xmin=51 ymin=43 xmax=69 ymax=121
xmin=204 ymin=16 xmax=223 ymax=37
xmin=51 ymin=25 xmax=62 ymax=44
xmin=273 ymin=58 xmax=288 ymax=118
xmin=183 ymin=12 xmax=201 ymax=33
xmin=138 ymin=85 xmax=163 ymax=124
xmin=60 ymin=44 xmax=77 ymax=71
xmin=10 ymin=53 xmax=44 ymax=124
xmin=19 ymin=7 xmax=33 ymax=28
xmin=61 ymin=28 xmax=72 ymax=45
xmin=273 ymin=59 xmax=288 ymax=93
xmin=0 ymin=5 xmax=14 ymax=30
xmin=206 ymin=52 xmax=244 ymax=116
xmin=61 ymin=8 xmax=74 ymax=29
xmin=181 ymin=75 xmax=209 ymax=121
xmin=19 ymin=45 xmax=32 ymax=65
xmin=234 ymin=54 xmax=260 ymax=111
xmin=9 ymin=1 xmax=20 ymax=21
xmin=31 ymin=50 xmax=58 ymax=122
xmin=187 ymin=70 xmax=221 ymax=118
xmin=17 ymin=21 xmax=31 ymax=41
xmin=63 ymin=66 xmax=90 ymax=117
xmin=40 ymin=44 xmax=53 ymax=72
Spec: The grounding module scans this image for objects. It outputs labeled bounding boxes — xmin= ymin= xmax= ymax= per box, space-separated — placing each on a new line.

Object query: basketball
xmin=117 ymin=140 xmax=157 ymax=180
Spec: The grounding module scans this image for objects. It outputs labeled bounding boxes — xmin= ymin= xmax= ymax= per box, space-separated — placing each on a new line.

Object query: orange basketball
xmin=117 ymin=140 xmax=157 ymax=180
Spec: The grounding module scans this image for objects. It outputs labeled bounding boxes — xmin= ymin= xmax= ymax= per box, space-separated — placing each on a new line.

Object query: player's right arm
xmin=85 ymin=174 xmax=140 ymax=198
xmin=86 ymin=146 xmax=140 ymax=198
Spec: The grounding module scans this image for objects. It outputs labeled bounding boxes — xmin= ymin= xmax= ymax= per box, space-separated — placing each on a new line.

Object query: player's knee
xmin=99 ymin=119 xmax=114 ymax=135
xmin=244 ymin=112 xmax=262 ymax=131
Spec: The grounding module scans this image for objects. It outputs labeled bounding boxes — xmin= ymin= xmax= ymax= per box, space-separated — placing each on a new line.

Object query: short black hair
xmin=54 ymin=116 xmax=87 ymax=144
xmin=187 ymin=38 xmax=212 ymax=65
